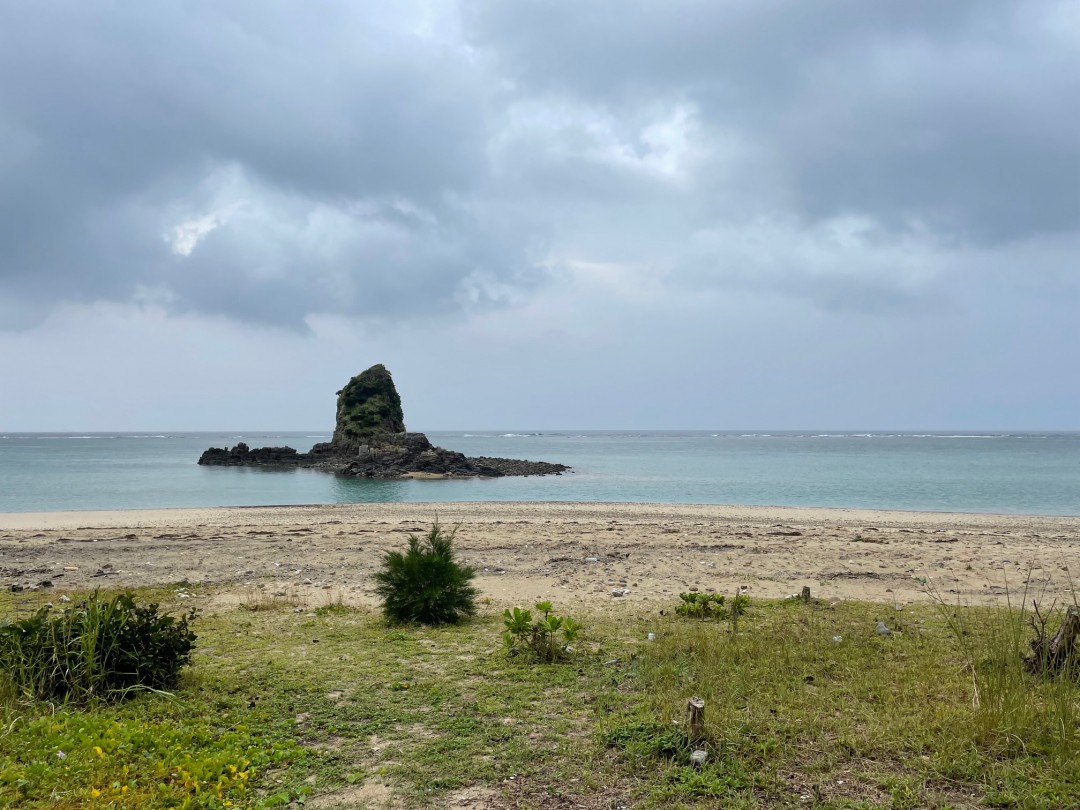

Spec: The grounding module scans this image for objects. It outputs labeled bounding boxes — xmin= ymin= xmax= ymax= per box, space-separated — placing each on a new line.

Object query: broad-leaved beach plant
xmin=676 ymin=591 xmax=749 ymax=622
xmin=503 ymin=601 xmax=581 ymax=662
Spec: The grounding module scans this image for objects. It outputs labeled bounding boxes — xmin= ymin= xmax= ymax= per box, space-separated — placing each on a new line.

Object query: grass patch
xmin=238 ymin=586 xmax=306 ymax=612
xmin=607 ymin=598 xmax=1080 ymax=808
xmin=1 ymin=588 xmax=1078 ymax=808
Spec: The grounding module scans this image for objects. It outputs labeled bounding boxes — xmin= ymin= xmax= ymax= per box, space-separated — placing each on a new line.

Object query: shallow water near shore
xmin=1 ymin=430 xmax=1079 ymax=514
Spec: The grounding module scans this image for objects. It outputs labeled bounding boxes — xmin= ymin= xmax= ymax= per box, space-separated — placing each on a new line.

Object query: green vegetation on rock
xmin=331 ymin=364 xmax=406 ymax=447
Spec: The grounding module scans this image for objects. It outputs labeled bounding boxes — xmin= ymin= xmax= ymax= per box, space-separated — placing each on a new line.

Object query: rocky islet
xmin=198 ymin=364 xmax=569 ymax=479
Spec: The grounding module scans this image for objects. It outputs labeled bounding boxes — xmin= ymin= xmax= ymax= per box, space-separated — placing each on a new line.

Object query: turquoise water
xmin=0 ymin=431 xmax=1078 ymax=515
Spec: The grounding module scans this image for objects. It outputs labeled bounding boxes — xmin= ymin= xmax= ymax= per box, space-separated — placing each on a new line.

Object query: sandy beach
xmin=1 ymin=502 xmax=1077 ymax=609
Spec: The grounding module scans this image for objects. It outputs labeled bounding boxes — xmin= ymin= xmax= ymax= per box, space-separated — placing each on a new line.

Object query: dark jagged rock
xmin=198 ymin=365 xmax=569 ymax=479
xmin=197 ymin=442 xmax=302 ymax=466
xmin=469 ymin=456 xmax=570 ymax=477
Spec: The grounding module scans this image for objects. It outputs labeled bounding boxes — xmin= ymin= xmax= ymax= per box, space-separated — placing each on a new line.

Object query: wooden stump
xmin=687 ymin=696 xmax=705 ymax=743
xmin=1026 ymin=604 xmax=1080 ymax=676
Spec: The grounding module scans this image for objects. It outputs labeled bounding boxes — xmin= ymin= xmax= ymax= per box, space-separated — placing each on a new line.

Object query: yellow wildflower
xmin=89 ymin=788 xmax=101 ymax=798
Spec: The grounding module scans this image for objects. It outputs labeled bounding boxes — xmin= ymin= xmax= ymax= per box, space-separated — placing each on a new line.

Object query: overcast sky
xmin=1 ymin=1 xmax=1078 ymax=431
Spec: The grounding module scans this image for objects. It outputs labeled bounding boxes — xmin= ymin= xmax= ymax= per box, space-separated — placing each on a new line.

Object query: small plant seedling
xmin=731 ymin=593 xmax=750 ymax=617
xmin=502 ymin=601 xmax=581 ymax=663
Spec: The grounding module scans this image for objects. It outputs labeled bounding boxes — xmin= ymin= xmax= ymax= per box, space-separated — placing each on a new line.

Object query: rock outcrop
xmin=196 ymin=443 xmax=301 ymax=466
xmin=198 ymin=364 xmax=569 ymax=479
xmin=330 ymin=363 xmax=406 ymax=451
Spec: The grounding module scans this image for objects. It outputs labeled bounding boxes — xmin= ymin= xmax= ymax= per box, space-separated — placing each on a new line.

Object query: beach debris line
xmin=197 ymin=364 xmax=569 ymax=479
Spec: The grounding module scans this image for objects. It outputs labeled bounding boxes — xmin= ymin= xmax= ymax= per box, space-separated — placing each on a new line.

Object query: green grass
xmin=607 ymin=600 xmax=1080 ymax=809
xmin=2 ymin=588 xmax=1079 ymax=809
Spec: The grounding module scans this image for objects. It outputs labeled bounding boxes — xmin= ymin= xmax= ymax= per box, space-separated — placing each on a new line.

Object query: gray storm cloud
xmin=0 ymin=0 xmax=1077 ymax=329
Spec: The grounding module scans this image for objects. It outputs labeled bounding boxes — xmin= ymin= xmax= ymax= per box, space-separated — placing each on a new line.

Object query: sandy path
xmin=1 ymin=502 xmax=1077 ymax=609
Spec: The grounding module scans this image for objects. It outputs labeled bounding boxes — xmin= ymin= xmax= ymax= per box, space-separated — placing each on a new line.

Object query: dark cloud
xmin=0 ymin=1 xmax=514 ymax=328
xmin=1 ymin=0 xmax=1077 ymax=331
xmin=467 ymin=0 xmax=1080 ymax=243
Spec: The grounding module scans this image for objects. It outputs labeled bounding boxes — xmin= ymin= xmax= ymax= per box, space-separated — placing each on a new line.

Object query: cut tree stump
xmin=687 ymin=696 xmax=705 ymax=743
xmin=1026 ymin=604 xmax=1080 ymax=676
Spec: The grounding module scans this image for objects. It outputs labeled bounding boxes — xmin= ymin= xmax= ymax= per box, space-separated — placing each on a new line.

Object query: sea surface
xmin=0 ymin=431 xmax=1078 ymax=515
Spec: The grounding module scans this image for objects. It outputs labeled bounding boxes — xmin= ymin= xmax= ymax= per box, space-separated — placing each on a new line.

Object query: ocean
xmin=1 ymin=431 xmax=1078 ymax=515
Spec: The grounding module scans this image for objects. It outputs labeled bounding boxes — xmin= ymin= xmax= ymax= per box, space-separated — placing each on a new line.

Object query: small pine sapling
xmin=372 ymin=521 xmax=478 ymax=625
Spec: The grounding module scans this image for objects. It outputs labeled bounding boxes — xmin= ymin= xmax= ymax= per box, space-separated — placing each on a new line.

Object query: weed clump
xmin=606 ymin=720 xmax=692 ymax=762
xmin=373 ymin=522 xmax=478 ymax=625
xmin=0 ymin=591 xmax=196 ymax=704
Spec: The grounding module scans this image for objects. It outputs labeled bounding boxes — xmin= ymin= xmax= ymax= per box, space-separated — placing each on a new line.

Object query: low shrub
xmin=372 ymin=521 xmax=478 ymax=625
xmin=503 ymin=600 xmax=581 ymax=662
xmin=0 ymin=591 xmax=196 ymax=704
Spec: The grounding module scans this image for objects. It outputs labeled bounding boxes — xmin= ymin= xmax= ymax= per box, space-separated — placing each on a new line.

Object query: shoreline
xmin=3 ymin=499 xmax=1080 ymax=526
xmin=2 ymin=501 xmax=1077 ymax=608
